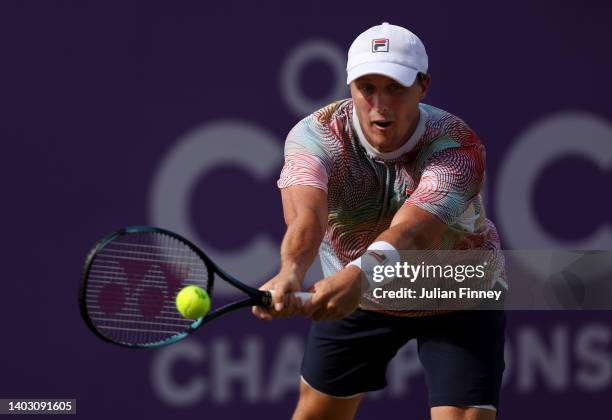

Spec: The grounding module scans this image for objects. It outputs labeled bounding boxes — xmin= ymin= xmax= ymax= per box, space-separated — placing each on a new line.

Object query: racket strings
xmin=85 ymin=231 xmax=212 ymax=346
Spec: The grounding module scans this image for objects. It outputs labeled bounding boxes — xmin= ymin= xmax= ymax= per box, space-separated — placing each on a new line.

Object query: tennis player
xmin=253 ymin=22 xmax=505 ymax=420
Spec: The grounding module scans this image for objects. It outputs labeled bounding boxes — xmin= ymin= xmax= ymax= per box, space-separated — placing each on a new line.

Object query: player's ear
xmin=417 ymin=72 xmax=431 ymax=100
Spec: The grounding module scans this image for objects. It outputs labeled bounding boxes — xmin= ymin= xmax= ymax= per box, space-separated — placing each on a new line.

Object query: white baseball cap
xmin=346 ymin=22 xmax=428 ymax=87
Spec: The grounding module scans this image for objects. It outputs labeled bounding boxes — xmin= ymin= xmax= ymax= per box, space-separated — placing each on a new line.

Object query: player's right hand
xmin=252 ymin=270 xmax=303 ymax=320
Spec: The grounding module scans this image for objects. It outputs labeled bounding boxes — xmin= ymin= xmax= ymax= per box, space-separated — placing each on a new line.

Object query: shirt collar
xmin=352 ymin=103 xmax=427 ymax=160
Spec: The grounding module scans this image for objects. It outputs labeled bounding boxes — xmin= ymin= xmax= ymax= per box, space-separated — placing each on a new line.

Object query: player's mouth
xmin=372 ymin=120 xmax=394 ymax=131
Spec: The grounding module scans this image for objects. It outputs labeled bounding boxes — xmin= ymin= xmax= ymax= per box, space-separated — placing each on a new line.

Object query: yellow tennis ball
xmin=176 ymin=285 xmax=210 ymax=319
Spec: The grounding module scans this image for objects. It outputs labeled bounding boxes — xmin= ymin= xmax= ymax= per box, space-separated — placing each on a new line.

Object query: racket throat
xmin=261 ymin=291 xmax=273 ymax=307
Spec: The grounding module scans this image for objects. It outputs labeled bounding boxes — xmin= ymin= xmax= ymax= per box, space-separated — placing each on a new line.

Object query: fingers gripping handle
xmin=269 ymin=289 xmax=313 ymax=305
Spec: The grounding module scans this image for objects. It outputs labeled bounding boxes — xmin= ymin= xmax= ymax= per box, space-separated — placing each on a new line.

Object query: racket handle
xmin=293 ymin=291 xmax=313 ymax=304
xmin=269 ymin=289 xmax=313 ymax=305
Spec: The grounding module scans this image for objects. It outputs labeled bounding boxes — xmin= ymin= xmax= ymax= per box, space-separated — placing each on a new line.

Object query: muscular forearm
xmin=373 ymin=205 xmax=447 ymax=251
xmin=375 ymin=221 xmax=442 ymax=250
xmin=279 ymin=210 xmax=325 ymax=282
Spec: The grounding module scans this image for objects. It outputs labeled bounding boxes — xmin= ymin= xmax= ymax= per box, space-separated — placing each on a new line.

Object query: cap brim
xmin=346 ymin=62 xmax=419 ymax=87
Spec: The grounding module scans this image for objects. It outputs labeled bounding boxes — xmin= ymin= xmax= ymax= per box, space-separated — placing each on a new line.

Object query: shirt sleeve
xmin=405 ymin=144 xmax=485 ymax=225
xmin=277 ymin=116 xmax=332 ymax=193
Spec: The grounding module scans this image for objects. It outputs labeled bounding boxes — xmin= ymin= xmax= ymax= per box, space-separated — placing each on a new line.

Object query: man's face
xmin=350 ymin=74 xmax=429 ymax=152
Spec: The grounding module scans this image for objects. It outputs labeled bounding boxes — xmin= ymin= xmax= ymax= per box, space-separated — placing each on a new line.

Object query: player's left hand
xmin=302 ymin=266 xmax=363 ymax=321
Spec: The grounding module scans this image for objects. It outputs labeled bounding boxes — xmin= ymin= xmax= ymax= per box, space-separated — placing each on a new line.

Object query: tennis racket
xmin=79 ymin=226 xmax=312 ymax=349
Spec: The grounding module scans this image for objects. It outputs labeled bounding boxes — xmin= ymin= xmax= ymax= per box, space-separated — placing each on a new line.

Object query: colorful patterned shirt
xmin=278 ymin=99 xmax=504 ymax=311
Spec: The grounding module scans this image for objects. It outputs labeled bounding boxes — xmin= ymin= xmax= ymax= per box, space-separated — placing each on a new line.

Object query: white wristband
xmin=347 ymin=241 xmax=401 ymax=289
xmin=367 ymin=241 xmax=401 ymax=263
xmin=347 ymin=258 xmax=362 ymax=269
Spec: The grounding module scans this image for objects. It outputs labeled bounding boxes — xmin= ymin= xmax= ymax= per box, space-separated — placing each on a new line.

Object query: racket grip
xmin=293 ymin=291 xmax=313 ymax=304
xmin=269 ymin=289 xmax=313 ymax=305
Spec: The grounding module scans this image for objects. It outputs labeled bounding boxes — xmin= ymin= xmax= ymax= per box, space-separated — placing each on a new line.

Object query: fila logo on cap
xmin=372 ymin=38 xmax=389 ymax=53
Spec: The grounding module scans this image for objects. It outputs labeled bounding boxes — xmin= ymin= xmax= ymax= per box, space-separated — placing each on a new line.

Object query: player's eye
xmin=387 ymin=83 xmax=404 ymax=95
xmin=358 ymin=84 xmax=375 ymax=95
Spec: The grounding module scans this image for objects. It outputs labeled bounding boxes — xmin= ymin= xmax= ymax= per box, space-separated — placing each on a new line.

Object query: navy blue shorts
xmin=301 ymin=309 xmax=506 ymax=409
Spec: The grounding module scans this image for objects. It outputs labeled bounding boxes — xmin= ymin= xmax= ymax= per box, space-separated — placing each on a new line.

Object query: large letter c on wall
xmin=149 ymin=120 xmax=283 ymax=297
xmin=497 ymin=112 xmax=612 ymax=252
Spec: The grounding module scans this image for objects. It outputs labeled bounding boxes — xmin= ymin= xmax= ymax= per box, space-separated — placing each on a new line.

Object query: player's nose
xmin=371 ymin=93 xmax=391 ymax=115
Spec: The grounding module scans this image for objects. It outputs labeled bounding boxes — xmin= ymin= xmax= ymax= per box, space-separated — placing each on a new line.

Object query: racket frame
xmin=79 ymin=226 xmax=272 ymax=349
